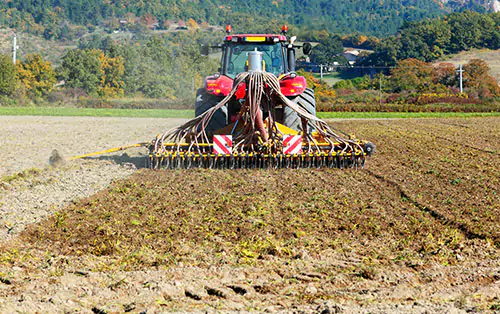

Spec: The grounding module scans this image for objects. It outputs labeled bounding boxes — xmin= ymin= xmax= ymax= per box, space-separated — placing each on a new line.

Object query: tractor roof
xmin=224 ymin=34 xmax=287 ymax=43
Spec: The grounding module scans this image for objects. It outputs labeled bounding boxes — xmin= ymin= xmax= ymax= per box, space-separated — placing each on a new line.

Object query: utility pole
xmin=456 ymin=64 xmax=464 ymax=93
xmin=12 ymin=34 xmax=18 ymax=64
xmin=320 ymin=64 xmax=324 ymax=81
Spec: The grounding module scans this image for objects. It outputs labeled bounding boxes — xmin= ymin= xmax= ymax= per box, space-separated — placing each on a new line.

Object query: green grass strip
xmin=0 ymin=107 xmax=498 ymax=119
xmin=317 ymin=111 xmax=500 ymax=119
xmin=0 ymin=107 xmax=194 ymax=118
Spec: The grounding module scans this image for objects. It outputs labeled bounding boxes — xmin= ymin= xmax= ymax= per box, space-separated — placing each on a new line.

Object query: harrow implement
xmin=149 ymin=54 xmax=374 ymax=170
xmin=148 ymin=142 xmax=370 ymax=170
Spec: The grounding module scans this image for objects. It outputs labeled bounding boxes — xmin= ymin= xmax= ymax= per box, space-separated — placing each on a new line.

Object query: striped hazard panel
xmin=212 ymin=135 xmax=232 ymax=155
xmin=283 ymin=135 xmax=302 ymax=155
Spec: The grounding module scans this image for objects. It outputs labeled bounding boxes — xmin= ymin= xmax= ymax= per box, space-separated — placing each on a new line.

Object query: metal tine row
xmin=148 ymin=154 xmax=365 ymax=170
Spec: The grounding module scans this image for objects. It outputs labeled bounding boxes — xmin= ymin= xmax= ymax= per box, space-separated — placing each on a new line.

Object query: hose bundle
xmin=153 ymin=71 xmax=367 ymax=158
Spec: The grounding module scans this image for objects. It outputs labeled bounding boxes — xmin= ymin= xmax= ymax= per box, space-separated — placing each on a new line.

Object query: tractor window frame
xmin=222 ymin=42 xmax=287 ymax=78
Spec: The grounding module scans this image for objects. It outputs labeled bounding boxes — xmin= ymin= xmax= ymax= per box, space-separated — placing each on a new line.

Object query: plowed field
xmin=0 ymin=117 xmax=499 ymax=313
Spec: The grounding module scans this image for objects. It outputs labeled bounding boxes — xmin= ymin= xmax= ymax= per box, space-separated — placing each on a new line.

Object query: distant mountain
xmin=439 ymin=0 xmax=500 ymax=12
xmin=0 ymin=0 xmax=498 ymax=38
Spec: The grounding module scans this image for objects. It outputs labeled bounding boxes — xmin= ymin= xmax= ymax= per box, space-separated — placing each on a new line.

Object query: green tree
xmin=447 ymin=11 xmax=500 ymax=52
xmin=59 ymin=48 xmax=125 ymax=97
xmin=59 ymin=49 xmax=102 ymax=94
xmin=310 ymin=36 xmax=346 ymax=66
xmin=362 ymin=36 xmax=402 ymax=67
xmin=0 ymin=54 xmax=16 ymax=96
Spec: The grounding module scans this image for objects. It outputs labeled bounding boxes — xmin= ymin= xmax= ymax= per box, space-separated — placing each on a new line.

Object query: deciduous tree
xmin=17 ymin=54 xmax=56 ymax=97
xmin=0 ymin=54 xmax=16 ymax=96
xmin=463 ymin=59 xmax=500 ymax=97
xmin=59 ymin=49 xmax=102 ymax=94
xmin=310 ymin=36 xmax=346 ymax=66
xmin=390 ymin=58 xmax=434 ymax=92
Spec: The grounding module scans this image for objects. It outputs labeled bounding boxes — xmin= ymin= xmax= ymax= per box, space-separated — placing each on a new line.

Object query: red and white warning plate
xmin=283 ymin=135 xmax=302 ymax=155
xmin=213 ymin=135 xmax=232 ymax=155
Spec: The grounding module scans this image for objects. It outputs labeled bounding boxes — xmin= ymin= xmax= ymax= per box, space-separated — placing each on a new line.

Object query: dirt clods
xmin=48 ymin=149 xmax=65 ymax=167
xmin=0 ymin=116 xmax=499 ymax=313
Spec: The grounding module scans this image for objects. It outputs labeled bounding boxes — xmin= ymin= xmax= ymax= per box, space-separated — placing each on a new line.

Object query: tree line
xmin=362 ymin=10 xmax=500 ymax=67
xmin=0 ymin=32 xmax=218 ymax=103
xmin=334 ymin=58 xmax=500 ymax=99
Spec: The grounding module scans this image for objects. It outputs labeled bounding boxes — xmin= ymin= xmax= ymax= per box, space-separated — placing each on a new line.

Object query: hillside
xmin=0 ymin=0 xmax=498 ymax=38
xmin=0 ymin=28 xmax=74 ymax=65
xmin=435 ymin=48 xmax=500 ymax=82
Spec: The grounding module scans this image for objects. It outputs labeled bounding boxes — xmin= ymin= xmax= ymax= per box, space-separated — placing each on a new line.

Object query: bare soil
xmin=0 ymin=116 xmax=499 ymax=313
xmin=0 ymin=116 xmax=186 ymax=241
xmin=0 ymin=116 xmax=187 ymax=178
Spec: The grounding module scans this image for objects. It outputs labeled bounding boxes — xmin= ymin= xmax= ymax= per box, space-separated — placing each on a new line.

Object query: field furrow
xmin=0 ymin=117 xmax=499 ymax=313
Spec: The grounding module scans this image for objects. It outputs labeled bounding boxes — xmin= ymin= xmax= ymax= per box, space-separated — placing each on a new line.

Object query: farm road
xmin=0 ymin=116 xmax=189 ymax=178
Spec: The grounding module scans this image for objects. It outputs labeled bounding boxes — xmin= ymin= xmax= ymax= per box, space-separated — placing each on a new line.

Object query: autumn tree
xmin=17 ymin=54 xmax=57 ymax=97
xmin=433 ymin=62 xmax=457 ymax=87
xmin=186 ymin=18 xmax=199 ymax=29
xmin=390 ymin=59 xmax=434 ymax=92
xmin=143 ymin=13 xmax=158 ymax=29
xmin=97 ymin=52 xmax=125 ymax=97
xmin=463 ymin=59 xmax=500 ymax=98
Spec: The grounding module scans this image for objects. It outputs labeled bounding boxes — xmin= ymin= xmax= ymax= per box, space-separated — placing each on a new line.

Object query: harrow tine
xmin=147 ymin=149 xmax=369 ymax=170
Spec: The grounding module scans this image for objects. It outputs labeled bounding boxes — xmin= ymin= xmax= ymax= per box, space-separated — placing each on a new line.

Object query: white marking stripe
xmin=213 ymin=135 xmax=232 ymax=155
xmin=283 ymin=135 xmax=302 ymax=155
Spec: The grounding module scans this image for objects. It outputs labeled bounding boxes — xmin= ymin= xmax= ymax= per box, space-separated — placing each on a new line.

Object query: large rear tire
xmin=283 ymin=88 xmax=316 ymax=133
xmin=195 ymin=88 xmax=227 ymax=133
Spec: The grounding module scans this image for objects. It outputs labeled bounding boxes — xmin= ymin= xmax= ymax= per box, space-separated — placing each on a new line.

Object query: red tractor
xmin=196 ymin=25 xmax=315 ymax=134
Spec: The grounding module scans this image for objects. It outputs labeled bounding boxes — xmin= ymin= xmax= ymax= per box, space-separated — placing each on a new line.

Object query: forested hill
xmin=0 ymin=0 xmax=498 ymax=38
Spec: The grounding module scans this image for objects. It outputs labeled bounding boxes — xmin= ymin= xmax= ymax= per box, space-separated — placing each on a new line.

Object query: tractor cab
xmin=222 ymin=34 xmax=288 ymax=78
xmin=202 ymin=25 xmax=312 ymax=98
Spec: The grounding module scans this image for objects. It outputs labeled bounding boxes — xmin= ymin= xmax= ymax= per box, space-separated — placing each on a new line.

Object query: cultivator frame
xmin=148 ymin=118 xmax=373 ymax=170
xmin=148 ymin=140 xmax=369 ymax=170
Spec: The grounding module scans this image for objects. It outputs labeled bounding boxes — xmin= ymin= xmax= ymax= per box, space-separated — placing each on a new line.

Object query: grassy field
xmin=0 ymin=107 xmax=194 ymax=118
xmin=1 ymin=106 xmax=499 ymax=119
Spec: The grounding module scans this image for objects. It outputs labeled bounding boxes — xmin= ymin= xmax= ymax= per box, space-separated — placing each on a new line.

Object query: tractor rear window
xmin=225 ymin=43 xmax=284 ymax=78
